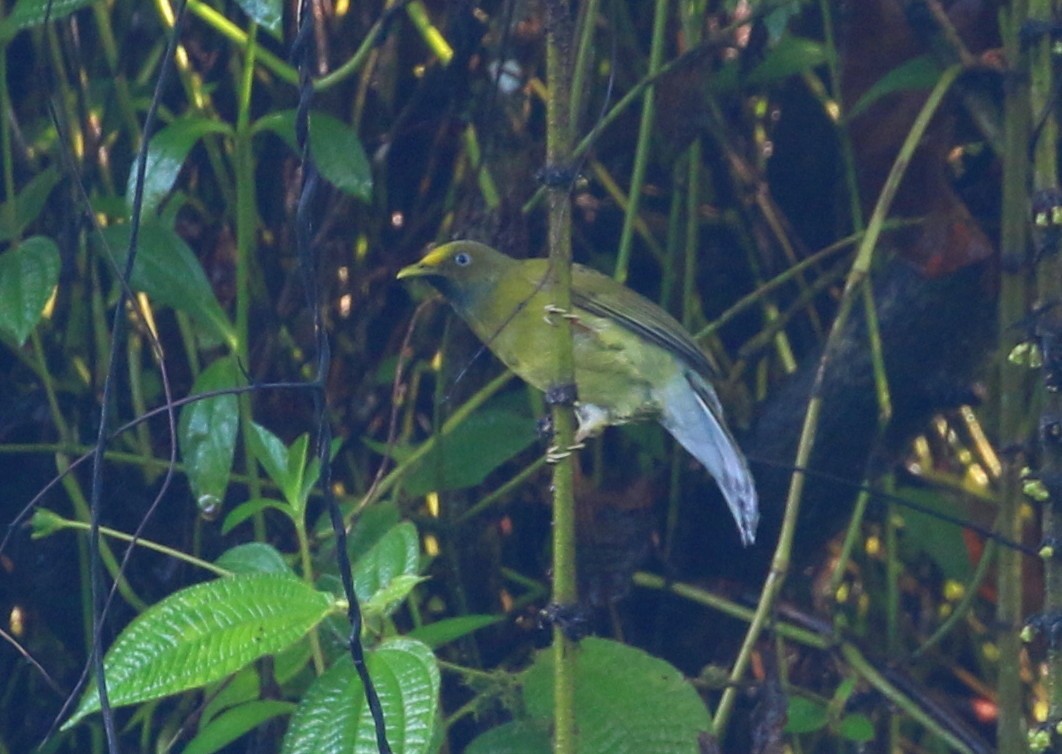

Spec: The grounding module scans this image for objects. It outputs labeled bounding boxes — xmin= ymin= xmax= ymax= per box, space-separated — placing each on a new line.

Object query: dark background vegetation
xmin=0 ymin=0 xmax=1044 ymax=751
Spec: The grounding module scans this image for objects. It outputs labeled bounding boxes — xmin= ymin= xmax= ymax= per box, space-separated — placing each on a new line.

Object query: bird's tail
xmin=659 ymin=370 xmax=759 ymax=546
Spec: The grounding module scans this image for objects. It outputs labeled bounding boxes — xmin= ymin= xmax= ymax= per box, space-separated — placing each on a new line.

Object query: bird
xmin=397 ymin=240 xmax=759 ymax=545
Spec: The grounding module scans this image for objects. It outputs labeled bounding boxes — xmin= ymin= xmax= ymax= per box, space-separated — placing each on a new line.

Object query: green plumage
xmin=398 ymin=241 xmax=759 ymax=545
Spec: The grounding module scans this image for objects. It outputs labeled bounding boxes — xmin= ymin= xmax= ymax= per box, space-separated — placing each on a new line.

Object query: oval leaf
xmin=128 ymin=117 xmax=232 ymax=217
xmin=352 ymin=521 xmax=421 ymax=603
xmin=214 ymin=543 xmax=294 ymax=577
xmin=101 ymin=221 xmax=236 ymax=348
xmin=64 ymin=574 xmax=334 ymax=727
xmin=282 ymin=638 xmax=440 ymax=754
xmin=310 ymin=113 xmax=373 ymax=201
xmin=1 ymin=0 xmax=92 ymax=37
xmin=0 ymin=236 xmax=60 ymax=346
xmin=522 ymin=637 xmax=712 ymax=754
xmin=255 ymin=110 xmax=372 ymax=201
xmin=465 ymin=720 xmax=552 ymax=754
xmin=0 ymin=166 xmax=61 ymax=242
xmin=180 ymin=356 xmax=240 ymax=510
xmin=184 ymin=699 xmax=295 ymax=754
xmin=403 ymin=409 xmax=536 ymax=496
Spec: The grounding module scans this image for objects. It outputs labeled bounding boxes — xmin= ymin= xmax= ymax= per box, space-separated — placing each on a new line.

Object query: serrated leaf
xmin=407 ymin=614 xmax=501 ymax=648
xmin=215 ymin=543 xmax=294 ymax=577
xmin=403 ymin=409 xmax=536 ymax=496
xmin=282 ymin=638 xmax=439 ymax=754
xmin=1 ymin=0 xmax=91 ymax=38
xmin=255 ymin=110 xmax=372 ymax=201
xmin=746 ymin=35 xmax=829 ymax=87
xmin=847 ymin=55 xmax=942 ymax=121
xmin=128 ymin=117 xmax=232 ymax=217
xmin=353 ymin=522 xmax=421 ymax=604
xmin=184 ymin=699 xmax=295 ymax=754
xmin=0 ymin=166 xmax=61 ymax=242
xmin=101 ymin=222 xmax=236 ymax=348
xmin=784 ymin=696 xmax=829 ymax=734
xmin=465 ymin=720 xmax=552 ymax=754
xmin=64 ymin=574 xmax=334 ymax=728
xmin=180 ymin=356 xmax=239 ymax=510
xmin=234 ymin=0 xmax=282 ymax=36
xmin=522 ymin=637 xmax=711 ymax=753
xmin=0 ymin=236 xmax=60 ymax=346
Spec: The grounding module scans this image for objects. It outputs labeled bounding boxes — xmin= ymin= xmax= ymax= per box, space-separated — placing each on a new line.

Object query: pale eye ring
xmin=454 ymin=252 xmax=471 ymax=267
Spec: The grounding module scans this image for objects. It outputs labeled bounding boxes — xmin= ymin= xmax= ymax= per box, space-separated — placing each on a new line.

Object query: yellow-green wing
xmin=570 ymin=263 xmax=718 ymax=378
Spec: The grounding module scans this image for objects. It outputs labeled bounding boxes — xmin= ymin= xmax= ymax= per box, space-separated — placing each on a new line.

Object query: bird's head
xmin=397 ymin=241 xmax=513 ymax=311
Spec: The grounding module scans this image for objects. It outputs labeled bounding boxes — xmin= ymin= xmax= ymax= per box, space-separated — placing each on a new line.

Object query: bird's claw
xmin=545 ymin=441 xmax=585 ymax=463
xmin=543 ymin=304 xmax=579 ymax=326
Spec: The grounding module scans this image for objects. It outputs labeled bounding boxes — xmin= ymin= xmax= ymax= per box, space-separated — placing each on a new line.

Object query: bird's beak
xmin=397 ymin=245 xmax=451 ymax=280
xmin=396 ymin=262 xmax=427 ymax=280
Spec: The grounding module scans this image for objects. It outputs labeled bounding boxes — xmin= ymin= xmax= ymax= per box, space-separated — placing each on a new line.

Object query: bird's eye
xmin=454 ymin=252 xmax=471 ymax=267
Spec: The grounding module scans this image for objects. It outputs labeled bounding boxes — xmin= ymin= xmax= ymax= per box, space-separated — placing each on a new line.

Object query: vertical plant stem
xmin=234 ymin=24 xmax=266 ymax=539
xmin=713 ymin=62 xmax=962 ymax=737
xmin=996 ymin=3 xmax=1031 ymax=752
xmin=613 ymin=0 xmax=668 ymax=283
xmin=543 ymin=2 xmax=579 ymax=752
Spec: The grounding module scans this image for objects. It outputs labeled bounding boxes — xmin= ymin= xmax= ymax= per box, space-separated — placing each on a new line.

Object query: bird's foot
xmin=543 ymin=304 xmax=579 ymax=326
xmin=545 ymin=441 xmax=586 ymax=464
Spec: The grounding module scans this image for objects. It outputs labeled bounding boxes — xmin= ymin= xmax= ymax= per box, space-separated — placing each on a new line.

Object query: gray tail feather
xmin=659 ymin=370 xmax=759 ymax=546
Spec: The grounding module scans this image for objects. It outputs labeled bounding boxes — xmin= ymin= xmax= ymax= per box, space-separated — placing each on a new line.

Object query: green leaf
xmin=184 ymin=700 xmax=295 ymax=754
xmin=894 ymin=486 xmax=974 ymax=582
xmin=101 ymin=222 xmax=236 ymax=348
xmin=465 ymin=720 xmax=552 ymax=754
xmin=255 ymin=110 xmax=373 ymax=201
xmin=837 ymin=712 xmax=875 ymax=742
xmin=64 ymin=574 xmax=334 ymax=728
xmin=784 ymin=696 xmax=829 ymax=734
xmin=362 ymin=574 xmax=428 ymax=619
xmin=248 ymin=423 xmax=302 ymax=505
xmin=340 ymin=500 xmax=402 ymax=554
xmin=127 ymin=117 xmax=232 ymax=217
xmin=407 ymin=614 xmax=502 ymax=648
xmin=522 ymin=637 xmax=711 ymax=753
xmin=746 ymin=35 xmax=829 ymax=87
xmin=0 ymin=236 xmax=60 ymax=346
xmin=353 ymin=521 xmax=421 ymax=604
xmin=0 ymin=166 xmax=61 ymax=242
xmin=847 ymin=55 xmax=942 ymax=121
xmin=281 ymin=638 xmax=440 ymax=754
xmin=234 ymin=0 xmax=282 ymax=36
xmin=180 ymin=356 xmax=240 ymax=511
xmin=0 ymin=0 xmax=92 ymax=39
xmin=403 ymin=409 xmax=536 ymax=496
xmin=222 ymin=497 xmax=294 ymax=534
xmin=310 ymin=113 xmax=373 ymax=201
xmin=215 ymin=543 xmax=294 ymax=577
xmin=200 ymin=665 xmax=260 ymax=727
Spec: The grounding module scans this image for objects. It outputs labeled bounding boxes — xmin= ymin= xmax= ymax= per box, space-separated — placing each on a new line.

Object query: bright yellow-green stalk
xmin=398 ymin=240 xmax=759 ymax=545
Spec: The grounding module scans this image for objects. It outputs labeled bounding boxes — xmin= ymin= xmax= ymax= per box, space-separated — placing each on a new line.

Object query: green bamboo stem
xmin=996 ymin=3 xmax=1031 ymax=751
xmin=543 ymin=2 xmax=579 ymax=751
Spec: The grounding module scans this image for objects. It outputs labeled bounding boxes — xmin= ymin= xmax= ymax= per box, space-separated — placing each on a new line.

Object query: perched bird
xmin=397 ymin=241 xmax=759 ymax=545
